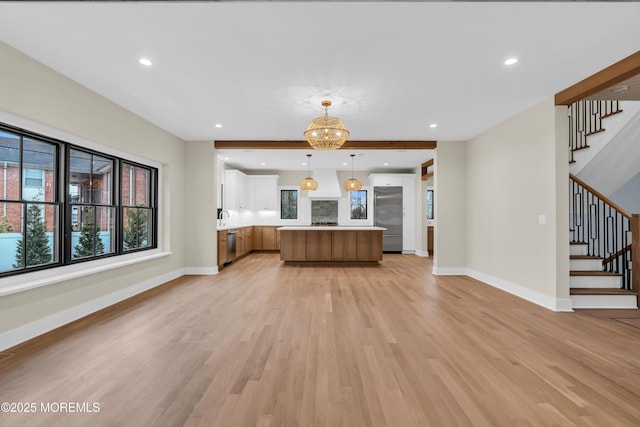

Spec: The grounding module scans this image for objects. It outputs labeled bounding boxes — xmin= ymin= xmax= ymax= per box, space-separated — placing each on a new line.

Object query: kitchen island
xmin=278 ymin=226 xmax=386 ymax=262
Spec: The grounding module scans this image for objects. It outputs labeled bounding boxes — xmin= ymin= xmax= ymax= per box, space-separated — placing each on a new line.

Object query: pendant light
xmin=343 ymin=154 xmax=362 ymax=192
xmin=300 ymin=154 xmax=318 ymax=191
xmin=304 ymin=100 xmax=349 ymax=150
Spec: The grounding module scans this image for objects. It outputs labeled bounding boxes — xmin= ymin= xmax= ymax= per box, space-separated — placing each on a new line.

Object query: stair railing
xmin=568 ymin=100 xmax=621 ymax=163
xmin=570 ymin=174 xmax=632 ymax=290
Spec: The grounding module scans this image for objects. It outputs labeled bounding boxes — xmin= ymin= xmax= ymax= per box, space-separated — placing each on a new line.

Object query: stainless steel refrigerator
xmin=374 ymin=187 xmax=403 ymax=252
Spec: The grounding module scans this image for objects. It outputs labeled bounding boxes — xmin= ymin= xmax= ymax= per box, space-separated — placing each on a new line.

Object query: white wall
xmin=433 ymin=141 xmax=467 ymax=272
xmin=465 ymin=98 xmax=570 ymax=310
xmin=185 ymin=141 xmax=217 ymax=274
xmin=0 ymin=41 xmax=187 ymax=349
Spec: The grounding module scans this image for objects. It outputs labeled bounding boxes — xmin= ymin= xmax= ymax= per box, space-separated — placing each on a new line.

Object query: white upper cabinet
xmin=368 ymin=174 xmax=403 ymax=187
xmin=223 ymin=169 xmax=248 ymax=210
xmin=248 ymin=175 xmax=279 ymax=210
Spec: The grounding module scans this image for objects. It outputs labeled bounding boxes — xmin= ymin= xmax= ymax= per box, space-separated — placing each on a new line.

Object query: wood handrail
xmin=602 ymin=244 xmax=631 ymax=266
xmin=570 ymin=173 xmax=631 ymax=219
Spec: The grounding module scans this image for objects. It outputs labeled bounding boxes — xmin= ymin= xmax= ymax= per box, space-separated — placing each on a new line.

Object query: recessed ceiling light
xmin=302 ymin=162 xmax=307 ymax=166
xmin=342 ymin=162 xmax=348 ymax=166
xmin=139 ymin=58 xmax=152 ymax=66
xmin=429 ymin=123 xmax=437 ymax=128
xmin=215 ymin=124 xmax=223 ymax=128
xmin=260 ymin=162 xmax=266 ymax=166
xmin=384 ymin=162 xmax=389 ymax=166
xmin=504 ymin=57 xmax=518 ymax=66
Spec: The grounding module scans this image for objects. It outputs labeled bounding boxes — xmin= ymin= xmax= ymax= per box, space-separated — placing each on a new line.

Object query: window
xmin=0 ymin=130 xmax=60 ymax=273
xmin=122 ymin=162 xmax=156 ymax=251
xmin=426 ymin=189 xmax=434 ymax=220
xmin=280 ymin=189 xmax=298 ymax=219
xmin=350 ymin=190 xmax=367 ymax=219
xmin=0 ymin=122 xmax=158 ymax=278
xmin=69 ymin=148 xmax=115 ymax=260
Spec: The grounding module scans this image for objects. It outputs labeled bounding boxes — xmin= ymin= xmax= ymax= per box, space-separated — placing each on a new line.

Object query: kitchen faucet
xmin=218 ymin=210 xmax=230 ymax=227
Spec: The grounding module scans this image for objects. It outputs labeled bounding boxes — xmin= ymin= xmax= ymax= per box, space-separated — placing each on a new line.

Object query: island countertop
xmin=277 ymin=226 xmax=386 ymax=231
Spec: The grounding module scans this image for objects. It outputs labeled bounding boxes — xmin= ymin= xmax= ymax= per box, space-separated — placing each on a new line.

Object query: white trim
xmin=0 ymin=268 xmax=184 ymax=351
xmin=402 ymin=250 xmax=416 ymax=255
xmin=432 ymin=267 xmax=468 ymax=275
xmin=184 ymin=267 xmax=218 ymax=275
xmin=571 ymin=295 xmax=638 ymax=309
xmin=0 ymin=251 xmax=172 ymax=297
xmin=415 ymin=250 xmax=429 ymax=257
xmin=467 ymin=269 xmax=574 ymax=312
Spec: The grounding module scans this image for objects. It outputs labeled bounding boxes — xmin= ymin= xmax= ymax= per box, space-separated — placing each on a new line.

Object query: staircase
xmin=569 ymin=240 xmax=637 ymax=309
xmin=568 ymin=101 xmax=639 ymax=308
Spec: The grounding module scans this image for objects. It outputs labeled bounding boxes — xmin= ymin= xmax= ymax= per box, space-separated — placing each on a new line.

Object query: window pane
xmin=123 ymin=164 xmax=151 ymax=207
xmin=21 ymin=203 xmax=56 ymax=268
xmin=23 ymin=138 xmax=55 ymax=203
xmin=72 ymin=206 xmax=114 ymax=259
xmin=0 ymin=131 xmax=20 ymax=201
xmin=123 ymin=207 xmax=151 ymax=251
xmin=0 ymin=203 xmax=23 ymax=273
xmin=135 ymin=167 xmax=150 ymax=206
xmin=92 ymin=155 xmax=113 ymax=205
xmin=281 ymin=190 xmax=298 ymax=219
xmin=69 ymin=149 xmax=92 ymax=204
xmin=121 ymin=163 xmax=132 ymax=206
xmin=350 ymin=190 xmax=367 ymax=219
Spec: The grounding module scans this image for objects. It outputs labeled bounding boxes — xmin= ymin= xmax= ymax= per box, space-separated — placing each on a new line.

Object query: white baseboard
xmin=414 ymin=250 xmax=429 ymax=257
xmin=0 ymin=268 xmax=185 ymax=352
xmin=432 ymin=267 xmax=468 ymax=275
xmin=467 ymin=269 xmax=574 ymax=312
xmin=184 ymin=267 xmax=218 ymax=275
xmin=402 ymin=250 xmax=416 ymax=255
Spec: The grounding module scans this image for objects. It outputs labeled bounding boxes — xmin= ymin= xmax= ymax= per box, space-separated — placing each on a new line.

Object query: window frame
xmin=0 ymin=121 xmax=159 ymax=278
xmin=280 ymin=189 xmax=298 ymax=220
xmin=349 ymin=189 xmax=368 ymax=220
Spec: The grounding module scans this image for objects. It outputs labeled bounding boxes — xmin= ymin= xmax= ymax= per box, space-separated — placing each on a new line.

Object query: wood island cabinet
xmin=280 ymin=229 xmax=383 ymax=262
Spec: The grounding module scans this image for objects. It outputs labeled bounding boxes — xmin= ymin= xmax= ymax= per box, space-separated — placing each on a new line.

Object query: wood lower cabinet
xmin=260 ymin=226 xmax=280 ymax=250
xmin=218 ymin=230 xmax=228 ymax=267
xmin=280 ymin=229 xmax=382 ymax=262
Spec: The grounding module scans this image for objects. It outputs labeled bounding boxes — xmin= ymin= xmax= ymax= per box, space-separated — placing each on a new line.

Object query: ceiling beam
xmin=555 ymin=50 xmax=640 ymax=105
xmin=214 ymin=140 xmax=437 ymax=149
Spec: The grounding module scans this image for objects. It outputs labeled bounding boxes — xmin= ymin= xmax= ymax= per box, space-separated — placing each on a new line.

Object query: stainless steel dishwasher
xmin=226 ymin=228 xmax=237 ymax=263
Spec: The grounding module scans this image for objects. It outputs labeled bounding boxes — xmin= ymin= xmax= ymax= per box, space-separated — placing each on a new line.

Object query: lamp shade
xmin=300 ymin=153 xmax=318 ymax=191
xmin=300 ymin=177 xmax=319 ymax=191
xmin=343 ymin=178 xmax=362 ymax=192
xmin=304 ymin=100 xmax=349 ymax=150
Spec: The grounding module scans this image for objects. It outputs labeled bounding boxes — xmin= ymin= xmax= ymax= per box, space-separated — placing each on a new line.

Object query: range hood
xmin=307 ymin=169 xmax=342 ymax=199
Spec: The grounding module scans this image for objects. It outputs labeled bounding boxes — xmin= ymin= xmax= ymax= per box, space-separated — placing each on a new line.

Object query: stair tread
xmin=570 ymin=255 xmax=602 ymax=260
xmin=601 ymin=109 xmax=623 ymax=119
xmin=570 ymin=288 xmax=637 ymax=296
xmin=570 ymin=270 xmax=621 ymax=276
xmin=570 ymin=241 xmax=588 ymax=245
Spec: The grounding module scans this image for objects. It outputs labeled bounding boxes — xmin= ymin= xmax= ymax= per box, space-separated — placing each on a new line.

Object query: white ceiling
xmin=0 ymin=2 xmax=638 ymax=171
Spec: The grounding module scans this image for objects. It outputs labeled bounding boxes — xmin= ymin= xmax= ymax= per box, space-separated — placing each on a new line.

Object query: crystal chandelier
xmin=304 ymin=100 xmax=349 ymax=150
xmin=300 ymin=154 xmax=318 ymax=191
xmin=343 ymin=154 xmax=362 ymax=192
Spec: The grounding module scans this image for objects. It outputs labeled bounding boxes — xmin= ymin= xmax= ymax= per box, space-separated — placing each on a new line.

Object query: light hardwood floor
xmin=1 ymin=253 xmax=640 ymax=426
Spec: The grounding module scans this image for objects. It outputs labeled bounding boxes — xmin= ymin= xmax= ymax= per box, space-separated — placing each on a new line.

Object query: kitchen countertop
xmin=217 ymin=225 xmax=279 ymax=231
xmin=278 ymin=226 xmax=387 ymax=231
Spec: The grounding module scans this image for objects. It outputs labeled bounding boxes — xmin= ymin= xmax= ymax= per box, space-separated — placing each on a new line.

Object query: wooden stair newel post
xmin=632 ymin=214 xmax=640 ymax=307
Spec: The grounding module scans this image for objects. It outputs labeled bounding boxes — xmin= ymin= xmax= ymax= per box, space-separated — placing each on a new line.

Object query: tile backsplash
xmin=311 ymin=200 xmax=338 ymax=224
